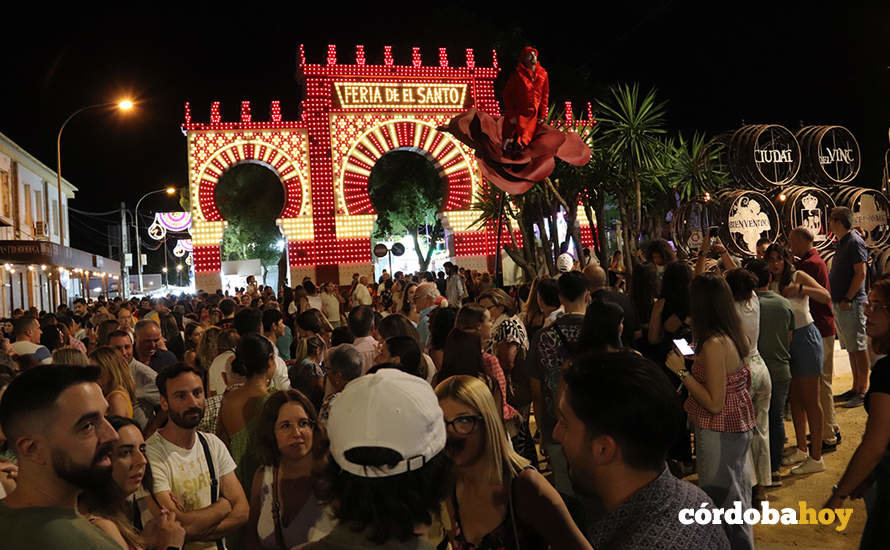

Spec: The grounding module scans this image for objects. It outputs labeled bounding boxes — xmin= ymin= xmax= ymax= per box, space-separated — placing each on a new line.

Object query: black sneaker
xmin=834 ymin=389 xmax=856 ymax=403
xmin=822 ymin=439 xmax=838 ymax=453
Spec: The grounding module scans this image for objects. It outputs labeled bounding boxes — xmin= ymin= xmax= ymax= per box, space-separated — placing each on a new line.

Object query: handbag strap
xmin=196 ymin=432 xmax=224 ymax=550
xmin=271 ymin=466 xmax=289 ymax=550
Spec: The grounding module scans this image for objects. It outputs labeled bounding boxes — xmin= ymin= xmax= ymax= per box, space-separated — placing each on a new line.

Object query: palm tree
xmin=472 ymin=105 xmax=598 ymax=281
xmin=661 ymin=132 xmax=729 ymax=201
xmin=596 ymin=84 xmax=667 ymax=262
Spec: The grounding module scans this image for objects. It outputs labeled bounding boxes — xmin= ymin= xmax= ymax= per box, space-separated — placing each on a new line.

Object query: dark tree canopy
xmin=215 ymin=163 xmax=286 ymax=281
xmin=368 ymin=149 xmax=444 ymax=270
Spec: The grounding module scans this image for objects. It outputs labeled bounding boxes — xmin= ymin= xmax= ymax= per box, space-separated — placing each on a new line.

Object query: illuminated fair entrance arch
xmin=183 ymin=45 xmax=595 ymax=290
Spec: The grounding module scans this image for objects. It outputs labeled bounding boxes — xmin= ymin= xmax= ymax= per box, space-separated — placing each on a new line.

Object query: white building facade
xmin=0 ymin=132 xmax=120 ymax=315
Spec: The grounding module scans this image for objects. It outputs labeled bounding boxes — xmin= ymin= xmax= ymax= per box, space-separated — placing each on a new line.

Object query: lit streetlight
xmin=56 ymin=99 xmax=134 ymax=244
xmin=176 ymin=263 xmax=183 ymax=287
xmin=135 ymin=186 xmax=177 ymax=294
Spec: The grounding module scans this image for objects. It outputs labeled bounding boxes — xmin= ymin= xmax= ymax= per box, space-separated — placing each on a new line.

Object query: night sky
xmin=1 ymin=3 xmax=888 ymax=260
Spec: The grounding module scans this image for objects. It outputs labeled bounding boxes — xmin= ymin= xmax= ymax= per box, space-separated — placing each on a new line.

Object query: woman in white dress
xmin=725 ymin=267 xmax=773 ymax=500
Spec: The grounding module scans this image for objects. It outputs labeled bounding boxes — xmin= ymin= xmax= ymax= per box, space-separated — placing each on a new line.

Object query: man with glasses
xmin=828 ymin=207 xmax=870 ymax=408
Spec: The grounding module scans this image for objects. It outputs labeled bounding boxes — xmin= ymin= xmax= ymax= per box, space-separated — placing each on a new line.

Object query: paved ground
xmin=755 ymin=341 xmax=869 ymax=549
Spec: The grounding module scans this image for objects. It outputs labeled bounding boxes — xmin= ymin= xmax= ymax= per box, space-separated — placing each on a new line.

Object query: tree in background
xmin=596 ymin=83 xmax=667 ymax=271
xmin=215 ymin=163 xmax=286 ymax=286
xmin=368 ymin=150 xmax=444 ymax=272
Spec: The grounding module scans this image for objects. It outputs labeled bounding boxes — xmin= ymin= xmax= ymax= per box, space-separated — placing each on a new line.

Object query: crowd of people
xmin=0 ymin=206 xmax=887 ymax=549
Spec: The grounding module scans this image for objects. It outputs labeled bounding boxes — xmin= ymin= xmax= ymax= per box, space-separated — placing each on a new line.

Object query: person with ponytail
xmin=216 ymin=333 xmax=277 ymax=492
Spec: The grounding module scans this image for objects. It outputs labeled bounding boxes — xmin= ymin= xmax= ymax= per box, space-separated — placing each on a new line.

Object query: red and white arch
xmin=331 ymin=117 xmax=480 ymax=237
xmin=193 ymin=141 xmax=309 ymax=222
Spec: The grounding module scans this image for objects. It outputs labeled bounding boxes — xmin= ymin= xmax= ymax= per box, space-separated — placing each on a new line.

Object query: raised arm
xmin=784 ymin=270 xmax=831 ymax=305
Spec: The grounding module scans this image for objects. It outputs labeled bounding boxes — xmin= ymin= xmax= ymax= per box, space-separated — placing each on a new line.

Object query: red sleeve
xmin=538 ymin=71 xmax=550 ymax=120
xmin=503 ymin=72 xmax=522 ymax=118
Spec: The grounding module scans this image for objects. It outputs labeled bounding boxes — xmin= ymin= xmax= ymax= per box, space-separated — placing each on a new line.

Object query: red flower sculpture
xmin=440 ymin=47 xmax=590 ymax=195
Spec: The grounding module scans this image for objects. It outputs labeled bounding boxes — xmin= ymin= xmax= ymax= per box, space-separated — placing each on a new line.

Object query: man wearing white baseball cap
xmin=556 ymin=252 xmax=575 ymax=274
xmin=302 ymin=368 xmax=451 ymax=549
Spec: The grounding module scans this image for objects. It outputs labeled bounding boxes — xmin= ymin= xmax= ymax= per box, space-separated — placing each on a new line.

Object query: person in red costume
xmin=440 ymin=47 xmax=589 ymax=195
xmin=503 ymin=47 xmax=549 ymax=151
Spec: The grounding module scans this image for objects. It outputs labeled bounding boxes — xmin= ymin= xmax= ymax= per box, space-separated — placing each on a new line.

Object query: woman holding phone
xmin=667 ymin=273 xmax=755 ymax=549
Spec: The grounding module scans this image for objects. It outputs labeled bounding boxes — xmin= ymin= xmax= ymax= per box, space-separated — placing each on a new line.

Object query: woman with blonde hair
xmin=52 ymin=347 xmax=90 ymax=366
xmin=196 ymin=325 xmax=222 ymax=369
xmin=436 ymin=375 xmax=591 ymax=550
xmin=90 ymin=346 xmax=137 ymax=419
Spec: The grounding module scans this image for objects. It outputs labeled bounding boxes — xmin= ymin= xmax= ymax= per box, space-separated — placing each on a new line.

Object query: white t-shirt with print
xmin=145 ymin=431 xmax=237 ymax=550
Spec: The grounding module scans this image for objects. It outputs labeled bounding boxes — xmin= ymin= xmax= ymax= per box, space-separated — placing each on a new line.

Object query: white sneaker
xmin=782 ymin=448 xmax=808 ymax=466
xmin=791 ymin=456 xmax=826 ymax=475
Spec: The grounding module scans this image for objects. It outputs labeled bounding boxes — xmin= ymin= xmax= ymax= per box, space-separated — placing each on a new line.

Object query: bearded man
xmin=144 ymin=364 xmax=248 ymax=550
xmin=0 ymin=365 xmax=123 ymax=548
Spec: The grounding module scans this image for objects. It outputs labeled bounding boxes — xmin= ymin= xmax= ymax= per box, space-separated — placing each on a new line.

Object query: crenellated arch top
xmin=191 ymin=137 xmax=310 ymax=222
xmin=334 ymin=117 xmax=480 ymax=217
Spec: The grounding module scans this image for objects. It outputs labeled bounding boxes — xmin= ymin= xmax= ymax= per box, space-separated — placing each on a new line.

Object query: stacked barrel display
xmin=672 ymin=123 xmax=890 ymax=275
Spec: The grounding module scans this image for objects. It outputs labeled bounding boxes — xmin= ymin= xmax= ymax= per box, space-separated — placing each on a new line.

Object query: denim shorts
xmin=833 ymin=299 xmax=868 ymax=352
xmin=790 ymin=323 xmax=824 ymax=377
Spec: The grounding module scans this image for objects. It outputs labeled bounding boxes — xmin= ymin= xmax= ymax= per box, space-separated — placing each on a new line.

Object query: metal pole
xmin=120 ymin=202 xmax=129 ymax=299
xmin=494 ymin=191 xmax=507 ymax=288
xmin=56 ymin=103 xmax=117 ymax=246
xmin=163 ymin=238 xmax=169 ymax=291
xmin=135 ymin=202 xmax=144 ymax=293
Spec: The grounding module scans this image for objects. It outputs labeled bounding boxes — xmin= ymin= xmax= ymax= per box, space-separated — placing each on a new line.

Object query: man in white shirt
xmin=444 ymin=262 xmax=467 ymax=305
xmin=145 ymin=364 xmax=248 ymax=550
xmin=206 ymin=329 xmax=240 ymax=397
xmin=11 ymin=317 xmax=51 ymax=365
xmin=347 ymin=306 xmax=378 ymax=374
xmin=414 ymin=282 xmax=440 ymax=349
xmin=108 ymin=329 xmax=160 ymax=429
xmin=352 ymin=276 xmax=372 ymax=306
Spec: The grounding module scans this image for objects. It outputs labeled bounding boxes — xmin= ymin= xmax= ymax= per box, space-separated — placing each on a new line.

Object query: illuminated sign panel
xmin=334 ymin=82 xmax=468 ymax=109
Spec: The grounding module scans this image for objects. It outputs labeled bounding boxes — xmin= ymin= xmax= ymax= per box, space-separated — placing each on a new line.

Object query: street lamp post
xmin=134 ymin=187 xmax=176 ymax=294
xmin=176 ymin=263 xmax=183 ymax=287
xmin=56 ymin=100 xmax=132 ymax=245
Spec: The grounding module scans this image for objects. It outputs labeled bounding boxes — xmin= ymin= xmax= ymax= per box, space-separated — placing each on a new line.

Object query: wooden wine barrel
xmin=872 ymin=248 xmax=890 ymax=277
xmin=727 ymin=124 xmax=801 ymax=190
xmin=671 ymin=198 xmax=723 ymax=256
xmin=821 ymin=249 xmax=836 ymax=273
xmin=772 ymin=185 xmax=835 ymax=250
xmin=714 ymin=189 xmax=780 ymax=257
xmin=796 ymin=125 xmax=861 ymax=187
xmin=833 ymin=186 xmax=890 ymax=248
